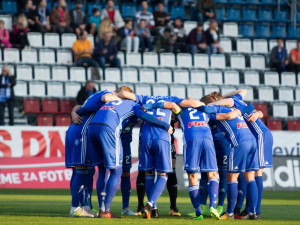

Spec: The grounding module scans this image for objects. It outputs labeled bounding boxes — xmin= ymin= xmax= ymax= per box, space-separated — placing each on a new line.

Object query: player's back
xmin=177 ymin=107 xmax=212 ymax=142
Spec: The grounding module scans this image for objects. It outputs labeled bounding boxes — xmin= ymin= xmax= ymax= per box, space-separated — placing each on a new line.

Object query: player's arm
xmin=101 ymin=93 xmax=121 ymax=102
xmin=71 ymin=105 xmax=83 ymax=124
xmin=208 ymin=98 xmax=234 ymax=107
xmin=142 ymin=101 xmax=182 ymax=114
xmin=179 ymin=98 xmax=205 ymax=108
xmin=223 ymin=89 xmax=247 ymax=99
xmin=116 ymin=90 xmax=137 ymax=101
xmin=215 ymin=108 xmax=242 ymax=120
xmin=247 ymin=110 xmax=263 ymax=123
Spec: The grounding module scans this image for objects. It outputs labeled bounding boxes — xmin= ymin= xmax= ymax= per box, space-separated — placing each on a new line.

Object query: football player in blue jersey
xmin=209 ymin=90 xmax=273 ymax=219
xmin=200 ymin=94 xmax=258 ymax=220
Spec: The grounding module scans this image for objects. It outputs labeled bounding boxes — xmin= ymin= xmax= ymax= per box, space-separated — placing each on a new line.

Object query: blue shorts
xmin=183 ymin=138 xmax=218 ymax=173
xmin=228 ymin=138 xmax=259 ymax=173
xmin=139 ymin=139 xmax=172 ymax=173
xmin=214 ymin=138 xmax=231 ymax=170
xmin=122 ymin=138 xmax=132 ymax=173
xmin=256 ymin=130 xmax=273 ymax=168
xmin=87 ymin=124 xmax=123 ymax=169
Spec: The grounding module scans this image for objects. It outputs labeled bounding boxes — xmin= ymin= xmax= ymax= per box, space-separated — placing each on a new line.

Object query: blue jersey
xmin=177 ymin=107 xmax=213 ymax=143
xmin=121 ymin=117 xmax=139 ymax=144
xmin=231 ymin=94 xmax=269 ymax=137
xmin=137 ymin=95 xmax=184 ymax=142
xmin=209 ymin=105 xmax=254 ymax=147
xmin=77 ymin=90 xmax=112 ymax=116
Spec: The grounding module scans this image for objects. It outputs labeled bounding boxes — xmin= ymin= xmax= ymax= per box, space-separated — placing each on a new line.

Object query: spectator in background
xmin=270 ymin=37 xmax=288 ymax=73
xmin=205 ymin=20 xmax=223 ymax=54
xmin=170 ymin=17 xmax=186 ymax=53
xmin=101 ymin=0 xmax=124 ymax=31
xmin=76 ymin=81 xmax=97 ymax=105
xmin=71 ymin=0 xmax=87 ymax=36
xmin=135 ymin=19 xmax=154 ymax=52
xmin=22 ymin=0 xmax=36 ymax=30
xmin=153 ymin=2 xmax=170 ymax=32
xmin=88 ymin=8 xmax=101 ymax=35
xmin=0 ymin=20 xmax=11 ymax=48
xmin=136 ymin=0 xmax=155 ymax=29
xmin=34 ymin=0 xmax=52 ymax=33
xmin=94 ymin=32 xmax=121 ymax=70
xmin=195 ymin=0 xmax=216 ymax=22
xmin=11 ymin=14 xmax=30 ymax=49
xmin=117 ymin=19 xmax=139 ymax=53
xmin=0 ymin=66 xmax=16 ymax=126
xmin=186 ymin=21 xmax=207 ymax=56
xmin=288 ymin=40 xmax=300 ymax=74
xmin=155 ymin=27 xmax=174 ymax=53
xmin=50 ymin=0 xmax=72 ymax=34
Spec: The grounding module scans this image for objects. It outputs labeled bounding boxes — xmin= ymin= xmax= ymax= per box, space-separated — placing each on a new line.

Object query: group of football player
xmin=65 ymin=86 xmax=273 ymax=220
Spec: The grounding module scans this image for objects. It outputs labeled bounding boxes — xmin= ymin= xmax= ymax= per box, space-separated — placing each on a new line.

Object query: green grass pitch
xmin=0 ymin=189 xmax=300 ymax=225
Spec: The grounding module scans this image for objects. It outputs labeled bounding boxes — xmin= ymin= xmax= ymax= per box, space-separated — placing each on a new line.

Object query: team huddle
xmin=65 ymin=86 xmax=273 ymax=220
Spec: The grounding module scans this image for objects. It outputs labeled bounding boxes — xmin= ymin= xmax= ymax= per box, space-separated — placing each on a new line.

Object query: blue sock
xmin=247 ymin=180 xmax=258 ymax=214
xmin=236 ymin=174 xmax=247 ymax=209
xmin=208 ymin=178 xmax=219 ymax=208
xmin=121 ymin=176 xmax=131 ymax=209
xmin=145 ymin=175 xmax=155 ymax=199
xmin=96 ymin=165 xmax=107 ymax=210
xmin=218 ymin=170 xmax=227 ymax=206
xmin=199 ymin=172 xmax=208 ymax=205
xmin=71 ymin=169 xmax=88 ymax=207
xmin=86 ymin=168 xmax=95 ymax=209
xmin=226 ymin=181 xmax=238 ymax=214
xmin=104 ymin=168 xmax=122 ymax=212
xmin=148 ymin=175 xmax=168 ymax=206
xmin=255 ymin=176 xmax=263 ymax=214
xmin=70 ymin=168 xmax=76 ymax=189
xmin=188 ymin=185 xmax=202 ymax=216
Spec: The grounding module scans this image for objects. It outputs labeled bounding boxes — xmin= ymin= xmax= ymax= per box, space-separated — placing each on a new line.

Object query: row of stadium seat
xmin=10 ymin=65 xmax=300 ymax=88
xmin=24 ymin=98 xmax=75 ymax=114
xmin=15 ymin=80 xmax=300 ymax=103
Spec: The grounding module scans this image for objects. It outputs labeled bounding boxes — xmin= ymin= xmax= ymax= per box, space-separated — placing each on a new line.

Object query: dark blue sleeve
xmin=231 ymin=94 xmax=243 ymax=101
xmin=135 ymin=94 xmax=147 ymax=104
xmin=167 ymin=96 xmax=184 ymax=105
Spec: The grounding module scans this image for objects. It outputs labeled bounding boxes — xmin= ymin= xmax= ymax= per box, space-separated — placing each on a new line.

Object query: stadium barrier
xmin=0 ymin=127 xmax=299 ymax=190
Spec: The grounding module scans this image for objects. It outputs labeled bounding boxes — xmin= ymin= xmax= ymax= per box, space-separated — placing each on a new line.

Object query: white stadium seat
xmin=29 ymin=81 xmax=46 ymax=97
xmin=143 ymin=52 xmax=159 ymax=67
xmin=153 ymin=84 xmax=169 ymax=96
xmin=87 ymin=34 xmax=95 ymax=47
xmin=207 ymin=70 xmax=223 ymax=85
xmin=65 ymin=82 xmax=81 ymax=97
xmin=47 ymin=82 xmax=64 ymax=97
xmin=273 ymin=102 xmax=288 ymax=118
xmin=135 ymin=84 xmax=152 ymax=95
xmin=70 ymin=67 xmax=86 ymax=82
xmin=39 ymin=49 xmax=55 ymax=64
xmin=296 ymin=87 xmax=300 ymax=101
xmin=224 ymin=70 xmax=240 ymax=85
xmin=237 ymin=39 xmax=252 ymax=53
xmin=14 ymin=81 xmax=28 ymax=97
xmin=160 ymin=53 xmax=176 ymax=67
xmin=221 ymin=86 xmax=237 ymax=95
xmin=4 ymin=48 xmax=19 ymax=63
xmin=16 ymin=65 xmax=33 ymax=81
xmin=223 ymin=22 xmax=239 ymax=37
xmin=170 ymin=85 xmax=186 ymax=99
xmin=253 ymin=39 xmax=268 ymax=53
xmin=210 ymin=55 xmax=226 ymax=69
xmin=28 ymin=32 xmax=43 ymax=48
xmin=258 ymin=86 xmax=274 ymax=102
xmin=61 ymin=33 xmax=77 ymax=48
xmin=118 ymin=51 xmax=125 ymax=66
xmin=104 ymin=68 xmax=121 ymax=82
xmin=281 ymin=72 xmax=296 ymax=86
xmin=0 ymin=14 xmax=12 ymax=30
xmin=187 ymin=85 xmax=203 ymax=99
xmin=177 ymin=53 xmax=192 ymax=68
xmin=194 ymin=54 xmax=209 ymax=68
xmin=117 ymin=83 xmax=134 ymax=90
xmin=264 ymin=72 xmax=280 ymax=86
xmin=286 ymin=40 xmax=296 ymax=54
xmin=44 ymin=33 xmax=60 ymax=48
xmin=184 ymin=21 xmax=197 ymax=36
xmin=278 ymin=87 xmax=294 ymax=102
xmin=204 ymin=85 xmax=220 ymax=95
xmin=241 ymin=86 xmax=254 ymax=101
xmin=100 ymin=82 xmax=117 ymax=91
xmin=230 ymin=55 xmax=246 ymax=69
xmin=190 ymin=70 xmax=206 ymax=84
xmin=126 ymin=53 xmax=142 ymax=66
xmin=268 ymin=39 xmax=277 ymax=51
xmin=57 ymin=49 xmax=73 ymax=64
xmin=156 ymin=68 xmax=172 ymax=83
xmin=122 ymin=67 xmax=138 ymax=83
xmin=21 ymin=49 xmax=38 ymax=64
xmin=139 ymin=68 xmax=155 ymax=83
xmin=293 ymin=103 xmax=300 ymax=118
xmin=250 ymin=55 xmax=265 ymax=70
xmin=34 ymin=65 xmax=51 ymax=81
xmin=52 ymin=66 xmax=69 ymax=81
xmin=173 ymin=69 xmax=189 ymax=84
xmin=244 ymin=70 xmax=260 ymax=85
xmin=220 ymin=38 xmax=232 ymax=53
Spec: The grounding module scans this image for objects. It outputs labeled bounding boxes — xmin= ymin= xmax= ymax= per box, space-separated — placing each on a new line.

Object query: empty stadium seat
xmin=37 ymin=114 xmax=53 ymax=126
xmin=281 ymin=72 xmax=296 ymax=86
xmin=152 ymin=84 xmax=169 ymax=96
xmin=268 ymin=39 xmax=277 ymax=51
xmin=272 ymin=24 xmax=287 ymax=38
xmin=207 ymin=70 xmax=223 ymax=85
xmin=42 ymin=98 xmax=58 ymax=113
xmin=240 ymin=23 xmax=255 ymax=38
xmin=288 ymin=26 xmax=300 ymax=39
xmin=47 ymin=82 xmax=64 ymax=97
xmin=221 ymin=86 xmax=237 ymax=95
xmin=293 ymin=103 xmax=300 ymax=117
xmin=204 ymin=86 xmax=220 ymax=95
xmin=190 ymin=70 xmax=206 ymax=84
xmin=194 ymin=54 xmax=209 ymax=68
xmin=278 ymin=87 xmax=294 ymax=102
xmin=253 ymin=102 xmax=268 ymax=117
xmin=267 ymin=119 xmax=282 ymax=130
xmin=296 ymin=87 xmax=300 ymax=101
xmin=287 ymin=120 xmax=300 ymax=131
xmin=16 ymin=65 xmax=32 ymax=81
xmin=52 ymin=66 xmax=69 ymax=81
xmin=121 ymin=4 xmax=136 ymax=18
xmin=230 ymin=55 xmax=246 ymax=69
xmin=173 ymin=69 xmax=189 ymax=84
xmin=21 ymin=49 xmax=38 ymax=64
xmin=226 ymin=8 xmax=241 ymax=21
xmin=24 ymin=98 xmax=40 ymax=113
xmin=273 ymin=102 xmax=288 ymax=118
xmin=216 ymin=7 xmax=225 ymax=21
xmin=244 ymin=71 xmax=260 ymax=85
xmin=264 ymin=71 xmax=280 ymax=86
xmin=160 ymin=53 xmax=176 ymax=67
xmin=55 ymin=114 xmax=71 ymax=126
xmin=86 ymin=67 xmax=102 ymax=80
xmin=104 ymin=68 xmax=121 ymax=82
xmin=0 ymin=14 xmax=13 ymax=30
xmin=184 ymin=21 xmax=197 ymax=36
xmin=122 ymin=67 xmax=138 ymax=83
xmin=187 ymin=85 xmax=203 ymax=99
xmin=135 ymin=84 xmax=152 ymax=95
xmin=14 ymin=81 xmax=28 ymax=97
xmin=224 ymin=70 xmax=240 ymax=85
xmin=261 ymin=0 xmax=277 ymax=5
xmin=28 ymin=32 xmax=43 ymax=48
xmin=156 ymin=68 xmax=172 ymax=83
xmin=210 ymin=55 xmax=226 ymax=69
xmin=34 ymin=66 xmax=51 ymax=81
xmin=118 ymin=51 xmax=125 ymax=66
xmin=177 ymin=53 xmax=192 ymax=68
xmin=57 ymin=50 xmax=73 ymax=64
xmin=171 ymin=5 xmax=185 ymax=19
xmin=44 ymin=33 xmax=60 ymax=48
xmin=241 ymin=86 xmax=254 ymax=101
xmin=170 ymin=85 xmax=186 ymax=99
xmin=39 ymin=49 xmax=55 ymax=64
xmin=61 ymin=33 xmax=77 ymax=48
xmin=250 ymin=55 xmax=265 ymax=70
xmin=258 ymin=86 xmax=274 ymax=102
xmin=237 ymin=39 xmax=252 ymax=53
xmin=65 ymin=82 xmax=81 ymax=97
xmin=220 ymin=38 xmax=232 ymax=53
xmin=223 ymin=22 xmax=239 ymax=37
xmin=253 ymin=39 xmax=268 ymax=53
xmin=242 ymin=8 xmax=257 ymax=22
xmin=87 ymin=34 xmax=95 ymax=47
xmin=143 ymin=52 xmax=159 ymax=67
xmin=4 ymin=48 xmax=19 ymax=63
xmin=29 ymin=81 xmax=46 ymax=97
xmin=259 ymin=8 xmax=273 ymax=22
xmin=275 ymin=9 xmax=289 ymax=22
xmin=69 ymin=67 xmax=86 ymax=82
xmin=256 ymin=24 xmax=271 ymax=38
xmin=60 ymin=99 xmax=76 ymax=114
xmin=117 ymin=83 xmax=134 ymax=90
xmin=100 ymin=82 xmax=116 ymax=91
xmin=140 ymin=68 xmax=155 ymax=83
xmin=285 ymin=40 xmax=296 ymax=56
xmin=126 ymin=53 xmax=142 ymax=66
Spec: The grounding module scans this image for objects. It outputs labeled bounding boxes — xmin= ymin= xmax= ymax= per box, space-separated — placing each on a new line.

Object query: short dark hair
xmin=92 ymin=8 xmax=99 ymax=14
xmin=164 ymin=27 xmax=171 ymax=33
xmin=277 ymin=37 xmax=284 ymax=42
xmin=197 ymin=21 xmax=203 ymax=27
xmin=124 ymin=18 xmax=132 ymax=24
xmin=297 ymin=40 xmax=300 ymax=45
xmin=107 ymin=0 xmax=114 ymax=3
xmin=140 ymin=19 xmax=146 ymax=23
xmin=141 ymin=0 xmax=148 ymax=4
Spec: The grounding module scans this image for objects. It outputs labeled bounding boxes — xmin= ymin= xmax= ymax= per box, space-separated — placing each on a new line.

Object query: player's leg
xmin=86 ymin=167 xmax=95 ymax=210
xmin=168 ymin=153 xmax=181 ymax=216
xmin=217 ymin=169 xmax=227 ymax=214
xmin=199 ymin=172 xmax=209 ymax=216
xmin=136 ymin=171 xmax=146 ymax=214
xmin=255 ymin=169 xmax=263 ymax=218
xmin=96 ymin=164 xmax=108 ymax=212
xmin=234 ymin=173 xmax=247 ymax=215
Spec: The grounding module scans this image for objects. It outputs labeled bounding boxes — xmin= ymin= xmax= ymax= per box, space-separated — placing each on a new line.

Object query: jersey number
xmin=112 ymin=100 xmax=123 ymax=105
xmin=146 ymin=99 xmax=165 ymax=116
